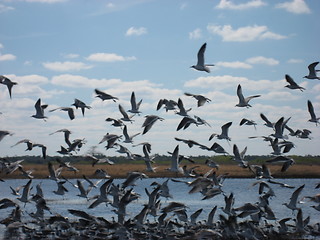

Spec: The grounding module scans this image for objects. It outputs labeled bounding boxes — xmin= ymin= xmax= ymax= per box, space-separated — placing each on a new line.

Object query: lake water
xmin=0 ymin=177 xmax=319 ymax=238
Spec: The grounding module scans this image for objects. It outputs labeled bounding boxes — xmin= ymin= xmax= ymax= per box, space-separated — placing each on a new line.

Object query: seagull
xmin=53 ymin=181 xmax=69 ymax=196
xmin=307 ymin=100 xmax=319 ymax=125
xmin=283 ymin=184 xmax=305 ymax=211
xmin=209 ymin=121 xmax=232 ymax=142
xmin=0 ymin=75 xmax=17 ymax=99
xmin=271 ymin=117 xmax=290 ymax=139
xmin=266 ymin=155 xmax=295 ymax=172
xmin=50 ymin=107 xmax=75 ymax=120
xmin=260 ymin=113 xmax=274 ymax=128
xmin=184 ymin=92 xmax=211 ymax=107
xmin=142 ymin=115 xmax=164 ymax=135
xmin=239 ymin=118 xmax=257 ymax=130
xmin=190 ymin=43 xmax=214 ymax=73
xmin=31 ymin=98 xmax=48 ymax=120
xmin=95 ymin=89 xmax=118 ymax=102
xmin=88 ymin=179 xmax=113 ymax=208
xmin=167 ymin=145 xmax=183 ymax=174
xmin=284 ymin=74 xmax=305 ymax=91
xmin=105 ymin=117 xmax=124 ymax=128
xmin=232 ymin=144 xmax=248 ymax=168
xmin=236 ymin=84 xmax=261 ymax=108
xmin=71 ymin=98 xmax=91 ymax=116
xmin=128 ymin=91 xmax=142 ymax=115
xmin=49 ymin=128 xmax=72 ymax=147
xmin=157 ymin=98 xmax=178 ymax=111
xmin=17 ymin=179 xmax=32 ymax=205
xmin=0 ymin=130 xmax=13 ymax=142
xmin=118 ymin=104 xmax=134 ymax=122
xmin=304 ymin=61 xmax=320 ymax=80
xmin=85 ymin=154 xmax=114 ymax=167
xmin=47 ymin=161 xmax=62 ymax=181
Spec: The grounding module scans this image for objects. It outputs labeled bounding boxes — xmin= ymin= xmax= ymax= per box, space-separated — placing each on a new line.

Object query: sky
xmin=0 ymin=0 xmax=319 ymax=159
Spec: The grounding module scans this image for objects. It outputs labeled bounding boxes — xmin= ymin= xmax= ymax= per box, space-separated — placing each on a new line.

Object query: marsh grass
xmin=1 ymin=163 xmax=319 ymax=179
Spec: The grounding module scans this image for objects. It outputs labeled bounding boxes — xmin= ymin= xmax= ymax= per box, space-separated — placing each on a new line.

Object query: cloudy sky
xmin=0 ymin=0 xmax=319 ymax=159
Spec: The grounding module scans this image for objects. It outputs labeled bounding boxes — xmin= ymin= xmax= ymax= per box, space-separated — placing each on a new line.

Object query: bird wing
xmin=308 ymin=62 xmax=319 ymax=75
xmin=221 ymin=122 xmax=232 ymax=136
xmin=197 ymin=43 xmax=206 ymax=66
xmin=307 ymin=100 xmax=316 ymax=119
xmin=236 ymin=84 xmax=245 ymax=103
xmin=285 ymin=74 xmax=297 ymax=86
xmin=119 ymin=104 xmax=129 ymax=119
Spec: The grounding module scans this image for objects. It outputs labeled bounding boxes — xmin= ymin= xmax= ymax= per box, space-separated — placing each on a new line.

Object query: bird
xmin=307 ymin=100 xmax=319 ymax=125
xmin=105 ymin=117 xmax=124 ymax=128
xmin=118 ymin=104 xmax=134 ymax=122
xmin=31 ymin=98 xmax=48 ymax=120
xmin=0 ymin=75 xmax=17 ymax=99
xmin=271 ymin=117 xmax=290 ymax=139
xmin=260 ymin=113 xmax=274 ymax=128
xmin=284 ymin=74 xmax=305 ymax=91
xmin=239 ymin=118 xmax=257 ymax=130
xmin=157 ymin=98 xmax=178 ymax=111
xmin=232 ymin=144 xmax=248 ymax=168
xmin=47 ymin=161 xmax=62 ymax=181
xmin=209 ymin=121 xmax=232 ymax=142
xmin=175 ymin=98 xmax=192 ymax=117
xmin=128 ymin=91 xmax=142 ymax=115
xmin=166 ymin=145 xmax=183 ymax=174
xmin=95 ymin=88 xmax=118 ymax=102
xmin=141 ymin=115 xmax=164 ymax=135
xmin=0 ymin=130 xmax=13 ymax=142
xmin=190 ymin=43 xmax=214 ymax=73
xmin=304 ymin=61 xmax=320 ymax=80
xmin=71 ymin=98 xmax=91 ymax=116
xmin=236 ymin=84 xmax=260 ymax=108
xmin=49 ymin=107 xmax=75 ymax=120
xmin=283 ymin=184 xmax=305 ymax=211
xmin=184 ymin=92 xmax=211 ymax=107
xmin=266 ymin=155 xmax=295 ymax=172
xmin=17 ymin=179 xmax=32 ymax=205
xmin=49 ymin=128 xmax=72 ymax=147
xmin=53 ymin=181 xmax=69 ymax=195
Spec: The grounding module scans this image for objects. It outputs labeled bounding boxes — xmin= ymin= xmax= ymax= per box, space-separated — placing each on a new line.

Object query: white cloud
xmin=287 ymin=58 xmax=303 ymax=64
xmin=63 ymin=53 xmax=80 ymax=59
xmin=246 ymin=56 xmax=279 ymax=65
xmin=7 ymin=74 xmax=49 ymax=84
xmin=216 ymin=61 xmax=252 ymax=69
xmin=207 ymin=24 xmax=287 ymax=42
xmin=42 ymin=61 xmax=93 ymax=71
xmin=0 ymin=43 xmax=3 ymax=48
xmin=215 ymin=0 xmax=267 ymax=10
xmin=125 ymin=27 xmax=147 ymax=36
xmin=189 ymin=28 xmax=202 ymax=39
xmin=0 ymin=53 xmax=16 ymax=61
xmin=86 ymin=53 xmax=136 ymax=62
xmin=0 ymin=4 xmax=14 ymax=13
xmin=275 ymin=0 xmax=311 ymax=14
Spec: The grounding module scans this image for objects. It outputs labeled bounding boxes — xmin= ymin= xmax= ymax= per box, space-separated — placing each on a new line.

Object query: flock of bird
xmin=0 ymin=43 xmax=320 ymax=239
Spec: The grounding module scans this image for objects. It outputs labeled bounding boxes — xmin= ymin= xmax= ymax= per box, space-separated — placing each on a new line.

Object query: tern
xmin=236 ymin=84 xmax=261 ymax=108
xmin=307 ymin=100 xmax=319 ymax=125
xmin=31 ymin=98 xmax=48 ymax=120
xmin=184 ymin=92 xmax=211 ymax=107
xmin=190 ymin=43 xmax=214 ymax=73
xmin=304 ymin=61 xmax=320 ymax=80
xmin=284 ymin=74 xmax=305 ymax=91
xmin=0 ymin=75 xmax=17 ymax=99
xmin=209 ymin=121 xmax=232 ymax=142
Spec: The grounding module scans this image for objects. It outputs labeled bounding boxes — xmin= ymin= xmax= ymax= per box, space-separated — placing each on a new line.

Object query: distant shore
xmin=1 ymin=163 xmax=320 ymax=179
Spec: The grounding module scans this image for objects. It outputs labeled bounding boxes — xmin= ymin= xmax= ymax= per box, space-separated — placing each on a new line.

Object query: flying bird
xmin=95 ymin=89 xmax=118 ymax=102
xmin=50 ymin=107 xmax=75 ymax=120
xmin=304 ymin=62 xmax=320 ymax=80
xmin=209 ymin=121 xmax=232 ymax=142
xmin=71 ymin=98 xmax=91 ymax=116
xmin=236 ymin=84 xmax=261 ymax=108
xmin=142 ymin=115 xmax=164 ymax=135
xmin=307 ymin=100 xmax=319 ymax=125
xmin=190 ymin=43 xmax=214 ymax=73
xmin=0 ymin=75 xmax=17 ymax=99
xmin=0 ymin=130 xmax=13 ymax=142
xmin=128 ymin=91 xmax=142 ymax=115
xmin=284 ymin=74 xmax=305 ymax=91
xmin=184 ymin=92 xmax=211 ymax=107
xmin=31 ymin=98 xmax=48 ymax=120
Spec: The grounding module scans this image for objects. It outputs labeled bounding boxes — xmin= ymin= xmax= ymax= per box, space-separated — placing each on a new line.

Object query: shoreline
xmin=1 ymin=163 xmax=320 ymax=179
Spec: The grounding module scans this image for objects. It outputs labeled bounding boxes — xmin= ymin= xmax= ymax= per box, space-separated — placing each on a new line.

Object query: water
xmin=0 ymin=178 xmax=319 ymax=237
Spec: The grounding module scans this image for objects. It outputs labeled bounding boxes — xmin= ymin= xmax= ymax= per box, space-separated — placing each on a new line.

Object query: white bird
xmin=175 ymin=98 xmax=192 ymax=117
xmin=304 ymin=61 xmax=320 ymax=80
xmin=17 ymin=179 xmax=32 ymax=205
xmin=88 ymin=179 xmax=113 ymax=208
xmin=283 ymin=184 xmax=305 ymax=211
xmin=167 ymin=145 xmax=183 ymax=174
xmin=31 ymin=98 xmax=48 ymax=120
xmin=122 ymin=125 xmax=140 ymax=143
xmin=128 ymin=91 xmax=142 ymax=115
xmin=190 ymin=43 xmax=214 ymax=73
xmin=47 ymin=161 xmax=62 ymax=181
xmin=118 ymin=104 xmax=134 ymax=122
xmin=233 ymin=144 xmax=248 ymax=168
xmin=307 ymin=100 xmax=319 ymax=125
xmin=284 ymin=74 xmax=305 ymax=91
xmin=0 ymin=75 xmax=17 ymax=99
xmin=236 ymin=84 xmax=261 ymax=108
xmin=271 ymin=117 xmax=290 ymax=139
xmin=209 ymin=121 xmax=232 ymax=142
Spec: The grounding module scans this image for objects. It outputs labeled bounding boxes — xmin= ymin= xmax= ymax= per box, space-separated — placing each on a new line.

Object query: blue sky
xmin=0 ymin=0 xmax=319 ymax=158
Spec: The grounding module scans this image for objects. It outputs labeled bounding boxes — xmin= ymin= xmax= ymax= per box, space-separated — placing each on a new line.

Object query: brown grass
xmin=1 ymin=163 xmax=320 ymax=179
